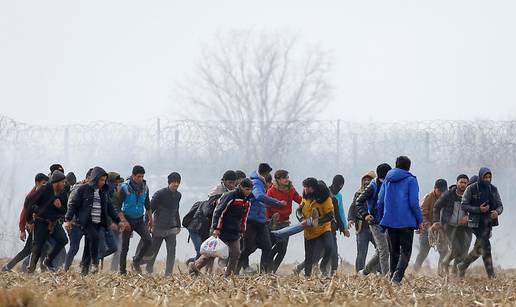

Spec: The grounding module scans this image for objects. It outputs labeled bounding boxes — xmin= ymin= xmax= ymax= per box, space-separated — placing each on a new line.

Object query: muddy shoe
xmin=457 ymin=262 xmax=467 ymax=279
xmin=131 ymin=260 xmax=142 ymax=273
xmin=188 ymin=262 xmax=199 ymax=276
xmin=41 ymin=258 xmax=53 ymax=272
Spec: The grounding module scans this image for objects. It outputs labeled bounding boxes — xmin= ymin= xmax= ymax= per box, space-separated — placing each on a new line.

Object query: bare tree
xmin=177 ymin=31 xmax=332 ymax=164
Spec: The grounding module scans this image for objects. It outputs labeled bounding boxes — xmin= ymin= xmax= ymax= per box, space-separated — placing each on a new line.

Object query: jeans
xmin=110 ymin=229 xmax=123 ymax=272
xmin=355 ymin=224 xmax=375 ymax=272
xmin=188 ymin=230 xmax=203 ymax=259
xmin=28 ymin=221 xmax=68 ymax=273
xmin=120 ymin=217 xmax=152 ymax=274
xmin=364 ymin=224 xmax=390 ymax=275
xmin=64 ymin=224 xmax=84 ymax=271
xmin=386 ymin=227 xmax=414 ymax=283
xmin=98 ymin=227 xmax=119 ymax=259
xmin=271 ymin=223 xmax=304 ymax=239
xmin=304 ymin=231 xmax=334 ymax=277
xmin=148 ymin=234 xmax=177 ymax=276
xmin=238 ymin=221 xmax=272 ymax=273
xmin=414 ymin=229 xmax=448 ymax=273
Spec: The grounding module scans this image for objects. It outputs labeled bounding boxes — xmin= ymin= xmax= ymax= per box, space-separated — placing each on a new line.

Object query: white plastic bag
xmin=200 ymin=236 xmax=229 ymax=259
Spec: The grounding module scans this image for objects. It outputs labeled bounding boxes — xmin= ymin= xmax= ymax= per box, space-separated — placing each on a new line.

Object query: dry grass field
xmin=0 ymin=263 xmax=515 ymax=307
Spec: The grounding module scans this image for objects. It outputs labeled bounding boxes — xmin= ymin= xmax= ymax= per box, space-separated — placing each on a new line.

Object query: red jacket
xmin=266 ymin=184 xmax=302 ymax=222
xmin=19 ymin=187 xmax=37 ymax=232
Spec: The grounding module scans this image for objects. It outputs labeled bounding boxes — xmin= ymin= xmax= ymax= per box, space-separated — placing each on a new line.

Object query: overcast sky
xmin=1 ymin=0 xmax=515 ymax=125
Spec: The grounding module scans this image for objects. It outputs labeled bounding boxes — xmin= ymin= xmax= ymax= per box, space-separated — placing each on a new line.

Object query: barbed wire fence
xmin=1 ymin=115 xmax=515 ymax=265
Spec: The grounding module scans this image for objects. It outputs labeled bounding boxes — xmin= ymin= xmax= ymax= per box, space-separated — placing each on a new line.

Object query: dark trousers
xmin=4 ymin=232 xmax=33 ymax=271
xmin=28 ymin=220 xmax=68 ymax=273
xmin=194 ymin=238 xmax=241 ymax=277
xmin=386 ymin=227 xmax=414 ymax=282
xmin=98 ymin=227 xmax=118 ymax=259
xmin=459 ymin=224 xmax=494 ymax=277
xmin=64 ymin=224 xmax=83 ymax=271
xmin=146 ymin=234 xmax=177 ymax=276
xmin=304 ymin=231 xmax=334 ymax=277
xmin=320 ymin=230 xmax=339 ymax=275
xmin=269 ymin=223 xmax=290 ymax=273
xmin=356 ymin=224 xmax=375 ymax=272
xmin=81 ymin=223 xmax=101 ymax=268
xmin=442 ymin=225 xmax=472 ymax=274
xmin=120 ymin=217 xmax=152 ymax=273
xmin=238 ymin=221 xmax=272 ymax=273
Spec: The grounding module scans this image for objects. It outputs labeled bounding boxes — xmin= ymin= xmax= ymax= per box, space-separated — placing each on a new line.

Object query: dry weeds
xmin=1 ymin=267 xmax=515 ymax=307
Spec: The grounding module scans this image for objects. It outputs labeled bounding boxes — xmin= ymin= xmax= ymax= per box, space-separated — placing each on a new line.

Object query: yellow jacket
xmin=302 ymin=196 xmax=334 ymax=240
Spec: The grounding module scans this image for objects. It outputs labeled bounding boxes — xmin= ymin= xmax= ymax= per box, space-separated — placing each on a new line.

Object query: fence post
xmin=336 ymin=120 xmax=341 ymax=170
xmin=174 ymin=129 xmax=179 ymax=163
xmin=64 ymin=127 xmax=69 ymax=166
xmin=156 ymin=118 xmax=161 ymax=165
xmin=352 ymin=133 xmax=358 ymax=169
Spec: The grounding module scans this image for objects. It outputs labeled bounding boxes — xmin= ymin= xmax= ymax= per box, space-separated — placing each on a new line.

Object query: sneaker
xmin=358 ymin=269 xmax=367 ymax=276
xmin=391 ymin=271 xmax=402 ymax=286
xmin=131 ymin=260 xmax=142 ymax=273
xmin=1 ymin=265 xmax=11 ymax=272
xmin=188 ymin=262 xmax=199 ymax=276
xmin=41 ymin=258 xmax=53 ymax=272
xmin=457 ymin=262 xmax=467 ymax=279
xmin=81 ymin=265 xmax=90 ymax=276
xmin=119 ymin=269 xmax=127 ymax=275
xmin=90 ymin=264 xmax=99 ymax=274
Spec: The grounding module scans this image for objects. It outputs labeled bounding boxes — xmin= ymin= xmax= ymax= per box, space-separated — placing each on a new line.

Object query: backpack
xmin=182 ymin=201 xmax=202 ymax=228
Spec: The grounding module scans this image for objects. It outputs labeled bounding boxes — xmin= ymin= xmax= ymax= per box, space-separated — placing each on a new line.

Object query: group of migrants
xmin=1 ymin=156 xmax=503 ymax=285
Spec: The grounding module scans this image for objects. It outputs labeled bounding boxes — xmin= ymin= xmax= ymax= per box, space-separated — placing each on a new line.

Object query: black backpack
xmin=182 ymin=201 xmax=202 ymax=228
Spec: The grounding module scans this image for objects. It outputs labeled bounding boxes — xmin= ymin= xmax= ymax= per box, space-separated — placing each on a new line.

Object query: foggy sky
xmin=1 ymin=0 xmax=515 ymax=125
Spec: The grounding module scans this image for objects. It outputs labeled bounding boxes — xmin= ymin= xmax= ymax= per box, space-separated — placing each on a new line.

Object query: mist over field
xmin=1 ymin=0 xmax=515 ymax=272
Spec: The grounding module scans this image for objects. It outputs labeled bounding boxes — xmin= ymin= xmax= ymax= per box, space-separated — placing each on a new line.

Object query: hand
xmin=348 ymin=220 xmax=355 ymax=229
xmin=480 ymin=202 xmax=489 ymax=213
xmin=416 ymin=224 xmax=425 ymax=234
xmin=19 ymin=231 xmax=26 ymax=242
xmin=431 ymin=223 xmax=441 ymax=232
xmin=27 ymin=223 xmax=34 ymax=233
xmin=212 ymin=229 xmax=220 ymax=238
xmin=120 ymin=221 xmax=131 ymax=233
xmin=490 ymin=210 xmax=498 ymax=220
xmin=110 ymin=223 xmax=118 ymax=231
xmin=53 ymin=199 xmax=62 ymax=208
xmin=279 ymin=200 xmax=287 ymax=206
xmin=63 ymin=221 xmax=72 ymax=233
xmin=459 ymin=216 xmax=469 ymax=225
xmin=343 ymin=229 xmax=350 ymax=237
xmin=422 ymin=222 xmax=431 ymax=230
xmin=365 ymin=215 xmax=374 ymax=224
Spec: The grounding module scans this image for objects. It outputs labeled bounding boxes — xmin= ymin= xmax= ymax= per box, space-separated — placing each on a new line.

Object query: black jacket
xmin=211 ymin=189 xmax=251 ymax=242
xmin=187 ymin=194 xmax=220 ymax=240
xmin=432 ymin=187 xmax=461 ymax=225
xmin=65 ymin=167 xmax=120 ymax=228
xmin=26 ymin=183 xmax=68 ymax=223
xmin=151 ymin=187 xmax=181 ymax=231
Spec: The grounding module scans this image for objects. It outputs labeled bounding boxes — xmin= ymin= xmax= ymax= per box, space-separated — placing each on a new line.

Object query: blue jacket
xmin=247 ymin=171 xmax=282 ymax=224
xmin=120 ymin=180 xmax=150 ymax=219
xmin=378 ymin=168 xmax=422 ymax=229
xmin=334 ymin=192 xmax=348 ymax=229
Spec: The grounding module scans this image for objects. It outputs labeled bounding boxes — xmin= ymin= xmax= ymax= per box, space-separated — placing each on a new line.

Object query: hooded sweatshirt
xmin=461 ymin=167 xmax=503 ymax=228
xmin=302 ymin=181 xmax=334 ymax=240
xmin=378 ymin=168 xmax=422 ymax=229
xmin=348 ymin=171 xmax=376 ymax=231
xmin=65 ymin=166 xmax=121 ymax=227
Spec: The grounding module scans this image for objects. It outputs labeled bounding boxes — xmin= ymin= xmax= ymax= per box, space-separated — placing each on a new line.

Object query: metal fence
xmin=1 ymin=115 xmax=515 ymax=265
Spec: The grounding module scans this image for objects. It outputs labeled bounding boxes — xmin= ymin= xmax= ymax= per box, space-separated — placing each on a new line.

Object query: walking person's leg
xmin=225 ymin=239 xmax=241 ymax=277
xmin=131 ymin=218 xmax=152 ymax=271
xmin=64 ymin=224 xmax=83 ymax=271
xmin=146 ymin=235 xmax=164 ymax=274
xmin=355 ymin=227 xmax=370 ymax=272
xmin=119 ymin=229 xmax=131 ymax=274
xmin=28 ymin=220 xmax=49 ymax=273
xmin=413 ymin=230 xmax=430 ymax=272
xmin=3 ymin=232 xmax=33 ymax=271
xmin=386 ymin=228 xmax=401 ymax=280
xmin=164 ymin=234 xmax=177 ymax=276
xmin=392 ymin=228 xmax=414 ymax=283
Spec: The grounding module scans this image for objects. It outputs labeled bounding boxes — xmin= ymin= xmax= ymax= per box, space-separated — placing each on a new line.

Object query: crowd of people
xmin=1 ymin=156 xmax=504 ymax=285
